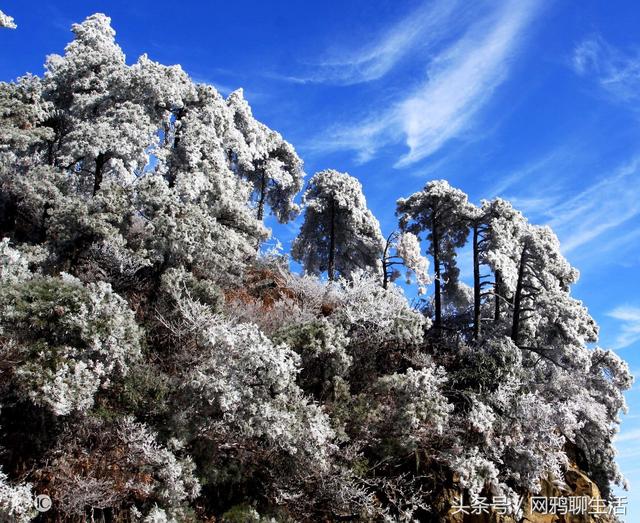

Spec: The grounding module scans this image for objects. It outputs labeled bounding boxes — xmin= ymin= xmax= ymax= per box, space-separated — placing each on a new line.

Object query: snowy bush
xmin=0 ymin=470 xmax=34 ymax=523
xmin=0 ymin=272 xmax=141 ymax=415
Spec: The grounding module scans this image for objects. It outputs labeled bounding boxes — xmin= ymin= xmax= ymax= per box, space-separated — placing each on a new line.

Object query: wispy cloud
xmin=396 ymin=0 xmax=540 ymax=166
xmin=547 ymin=157 xmax=640 ymax=254
xmin=615 ymin=427 xmax=640 ymax=443
xmin=608 ymin=306 xmax=640 ymax=350
xmin=278 ymin=0 xmax=467 ymax=86
xmin=310 ymin=0 xmax=542 ymax=166
xmin=573 ymin=35 xmax=640 ymax=104
xmin=489 ymin=148 xmax=572 ymax=198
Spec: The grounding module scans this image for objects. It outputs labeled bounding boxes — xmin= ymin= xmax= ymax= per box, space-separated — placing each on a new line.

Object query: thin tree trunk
xmin=432 ymin=218 xmax=442 ymax=332
xmin=511 ymin=246 xmax=527 ymax=344
xmin=93 ymin=153 xmax=106 ymax=196
xmin=257 ymin=171 xmax=267 ymax=221
xmin=494 ymin=270 xmax=502 ymax=323
xmin=328 ymin=198 xmax=336 ymax=281
xmin=381 ymin=232 xmax=394 ymax=289
xmin=168 ymin=108 xmax=186 ymax=188
xmin=473 ymin=223 xmax=481 ymax=339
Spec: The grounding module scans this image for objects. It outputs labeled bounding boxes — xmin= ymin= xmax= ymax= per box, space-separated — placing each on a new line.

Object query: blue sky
xmin=2 ymin=0 xmax=640 ymax=518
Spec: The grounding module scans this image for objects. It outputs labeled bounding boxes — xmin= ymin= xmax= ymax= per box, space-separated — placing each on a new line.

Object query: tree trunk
xmin=381 ymin=232 xmax=394 ymax=289
xmin=257 ymin=171 xmax=267 ymax=221
xmin=473 ymin=224 xmax=481 ymax=339
xmin=432 ymin=218 xmax=442 ymax=332
xmin=93 ymin=153 xmax=106 ymax=196
xmin=494 ymin=270 xmax=502 ymax=324
xmin=511 ymin=246 xmax=527 ymax=344
xmin=328 ymin=198 xmax=336 ymax=281
xmin=168 ymin=108 xmax=186 ymax=188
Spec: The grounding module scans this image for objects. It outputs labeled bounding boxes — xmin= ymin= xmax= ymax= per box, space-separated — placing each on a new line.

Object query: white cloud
xmin=607 ymin=306 xmax=640 ymax=350
xmin=615 ymin=427 xmax=640 ymax=444
xmin=285 ymin=0 xmax=467 ymax=86
xmin=573 ymin=36 xmax=640 ymax=104
xmin=396 ymin=0 xmax=539 ymax=166
xmin=310 ymin=0 xmax=542 ymax=166
xmin=547 ymin=157 xmax=640 ymax=254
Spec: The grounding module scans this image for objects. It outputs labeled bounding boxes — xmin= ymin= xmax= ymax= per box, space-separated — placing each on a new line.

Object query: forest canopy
xmin=0 ymin=12 xmax=633 ymax=523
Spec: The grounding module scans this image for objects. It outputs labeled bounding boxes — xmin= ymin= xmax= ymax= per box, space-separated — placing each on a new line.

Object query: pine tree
xmin=396 ymin=180 xmax=472 ymax=331
xmin=227 ymin=89 xmax=304 ymax=223
xmin=292 ymin=169 xmax=383 ymax=280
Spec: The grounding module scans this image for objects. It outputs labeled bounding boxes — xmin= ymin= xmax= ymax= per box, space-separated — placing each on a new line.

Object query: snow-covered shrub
xmin=39 ymin=416 xmax=200 ymax=518
xmin=367 ymin=366 xmax=452 ymax=452
xmin=0 ymin=272 xmax=141 ymax=415
xmin=0 ymin=238 xmax=31 ymax=283
xmin=450 ymin=447 xmax=501 ymax=498
xmin=0 ymin=470 xmax=34 ymax=523
xmin=335 ymin=271 xmax=427 ymax=348
xmin=117 ymin=417 xmax=201 ymax=506
xmin=159 ymin=266 xmax=223 ymax=311
xmin=272 ymin=319 xmax=351 ymax=397
xmin=176 ymin=303 xmax=334 ymax=461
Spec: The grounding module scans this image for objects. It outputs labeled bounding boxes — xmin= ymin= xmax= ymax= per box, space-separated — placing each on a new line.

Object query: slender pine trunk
xmin=93 ymin=153 xmax=106 ymax=196
xmin=257 ymin=171 xmax=267 ymax=221
xmin=511 ymin=246 xmax=527 ymax=344
xmin=328 ymin=199 xmax=336 ymax=281
xmin=168 ymin=107 xmax=186 ymax=188
xmin=432 ymin=219 xmax=441 ymax=332
xmin=494 ymin=270 xmax=502 ymax=323
xmin=473 ymin=224 xmax=481 ymax=339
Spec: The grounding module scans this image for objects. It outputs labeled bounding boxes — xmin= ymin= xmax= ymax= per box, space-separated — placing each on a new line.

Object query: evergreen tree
xmin=292 ymin=169 xmax=383 ymax=280
xmin=396 ymin=180 xmax=472 ymax=331
xmin=227 ymin=89 xmax=304 ymax=223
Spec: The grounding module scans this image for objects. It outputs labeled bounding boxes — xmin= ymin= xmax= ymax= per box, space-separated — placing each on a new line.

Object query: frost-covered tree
xmin=508 ymin=224 xmax=579 ymax=346
xmin=43 ymin=14 xmax=158 ymax=194
xmin=227 ymin=89 xmax=304 ymax=223
xmin=397 ymin=180 xmax=472 ymax=331
xmin=477 ymin=198 xmax=529 ymax=327
xmin=0 ymin=10 xmax=15 ymax=29
xmin=292 ymin=170 xmax=383 ymax=281
xmin=381 ymin=230 xmax=431 ymax=293
xmin=0 ymin=251 xmax=142 ymax=416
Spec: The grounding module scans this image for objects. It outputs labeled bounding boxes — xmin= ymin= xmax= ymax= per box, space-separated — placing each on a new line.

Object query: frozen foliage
xmin=0 ymin=267 xmax=141 ymax=415
xmin=292 ymin=170 xmax=384 ymax=280
xmin=227 ymin=89 xmax=304 ymax=222
xmin=0 ymin=238 xmax=31 ymax=283
xmin=0 ymin=11 xmax=632 ymax=522
xmin=0 ymin=75 xmax=52 ymax=162
xmin=0 ymin=10 xmax=15 ymax=29
xmin=0 ymin=12 xmax=301 ymax=287
xmin=395 ymin=231 xmax=431 ymax=291
xmin=167 ymin=296 xmax=335 ymax=466
xmin=143 ymin=505 xmax=174 ymax=523
xmin=335 ymin=271 xmax=428 ymax=347
xmin=371 ymin=367 xmax=452 ymax=448
xmin=0 ymin=470 xmax=33 ymax=523
xmin=116 ymin=417 xmax=201 ymax=506
xmin=39 ymin=417 xmax=199 ymax=518
xmin=273 ymin=319 xmax=351 ymax=398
